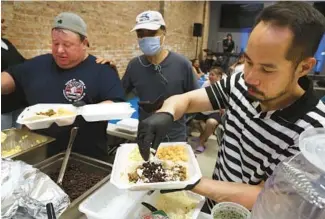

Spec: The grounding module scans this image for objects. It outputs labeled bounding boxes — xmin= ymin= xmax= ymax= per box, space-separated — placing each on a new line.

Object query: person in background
xmin=1 ymin=18 xmax=27 ymax=130
xmin=194 ymin=67 xmax=225 ymax=153
xmin=222 ymin=33 xmax=235 ymax=54
xmin=122 ymin=10 xmax=198 ymax=143
xmin=136 ymin=2 xmax=325 ymax=211
xmin=229 ymin=53 xmax=245 ymax=75
xmin=200 ymin=52 xmax=216 ymax=73
xmin=192 ymin=58 xmax=205 ymax=79
xmin=222 ymin=33 xmax=235 ymax=72
xmin=1 ymin=12 xmax=125 ymax=160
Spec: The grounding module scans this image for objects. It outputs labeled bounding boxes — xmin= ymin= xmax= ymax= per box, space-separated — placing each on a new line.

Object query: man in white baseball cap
xmin=131 ymin=10 xmax=166 ymax=32
xmin=122 ymin=10 xmax=198 ymax=143
xmin=131 ymin=10 xmax=166 ymax=56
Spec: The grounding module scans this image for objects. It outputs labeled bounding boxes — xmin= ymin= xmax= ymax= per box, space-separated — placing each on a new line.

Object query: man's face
xmin=1 ymin=19 xmax=7 ymax=34
xmin=227 ymin=35 xmax=232 ymax=41
xmin=51 ymin=29 xmax=87 ymax=69
xmin=136 ymin=28 xmax=164 ymax=45
xmin=243 ymin=21 xmax=300 ymax=102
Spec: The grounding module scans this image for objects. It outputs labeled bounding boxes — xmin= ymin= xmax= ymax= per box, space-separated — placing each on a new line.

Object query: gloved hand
xmin=160 ymin=179 xmax=201 ymax=194
xmin=137 ymin=112 xmax=174 ymax=161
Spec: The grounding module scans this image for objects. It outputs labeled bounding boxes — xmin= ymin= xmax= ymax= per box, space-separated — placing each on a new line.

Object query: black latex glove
xmin=160 ymin=179 xmax=201 ymax=194
xmin=137 ymin=112 xmax=174 ymax=161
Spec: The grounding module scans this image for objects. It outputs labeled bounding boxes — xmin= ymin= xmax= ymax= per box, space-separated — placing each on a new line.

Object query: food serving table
xmin=67 ymin=211 xmax=211 ymax=219
xmin=12 ymin=150 xmax=212 ymax=219
xmin=4 ymin=129 xmax=212 ymax=218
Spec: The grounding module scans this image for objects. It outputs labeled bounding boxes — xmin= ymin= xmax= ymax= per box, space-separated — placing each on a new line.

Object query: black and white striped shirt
xmin=205 ymin=72 xmax=325 ymax=184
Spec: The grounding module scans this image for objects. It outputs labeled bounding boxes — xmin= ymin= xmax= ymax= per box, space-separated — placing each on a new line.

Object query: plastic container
xmin=115 ymin=118 xmax=139 ymax=133
xmin=251 ymin=128 xmax=325 ymax=219
xmin=17 ymin=103 xmax=135 ymax=130
xmin=299 ymin=128 xmax=325 ymax=172
xmin=110 ymin=142 xmax=202 ymax=191
xmin=211 ymin=202 xmax=250 ymax=219
xmin=78 ymin=182 xmax=146 ymax=219
xmin=127 ymin=191 xmax=205 ymax=219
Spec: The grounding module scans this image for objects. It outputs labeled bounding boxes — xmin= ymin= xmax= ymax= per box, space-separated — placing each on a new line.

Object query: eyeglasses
xmin=138 ymin=65 xmax=168 ymax=114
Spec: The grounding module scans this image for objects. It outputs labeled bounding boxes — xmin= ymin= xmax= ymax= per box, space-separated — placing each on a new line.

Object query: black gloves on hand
xmin=137 ymin=112 xmax=174 ymax=161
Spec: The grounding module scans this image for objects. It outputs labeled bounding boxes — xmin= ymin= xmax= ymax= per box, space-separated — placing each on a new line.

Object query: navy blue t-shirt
xmin=122 ymin=51 xmax=198 ymax=141
xmin=8 ymin=54 xmax=125 ymax=159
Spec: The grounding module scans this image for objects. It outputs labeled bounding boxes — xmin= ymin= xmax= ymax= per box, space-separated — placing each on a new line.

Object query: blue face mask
xmin=138 ymin=36 xmax=162 ymax=56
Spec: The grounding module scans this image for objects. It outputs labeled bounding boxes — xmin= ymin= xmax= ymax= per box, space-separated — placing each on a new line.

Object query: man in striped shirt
xmin=137 ymin=2 xmax=325 ymax=210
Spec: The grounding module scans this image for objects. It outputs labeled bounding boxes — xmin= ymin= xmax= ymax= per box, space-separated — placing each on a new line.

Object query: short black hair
xmin=255 ymin=1 xmax=325 ymax=64
xmin=77 ymin=33 xmax=86 ymax=42
xmin=160 ymin=25 xmax=166 ymax=32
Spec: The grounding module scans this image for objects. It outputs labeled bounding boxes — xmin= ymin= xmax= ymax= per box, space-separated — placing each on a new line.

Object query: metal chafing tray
xmin=1 ymin=128 xmax=55 ymax=159
xmin=34 ymin=152 xmax=113 ymax=219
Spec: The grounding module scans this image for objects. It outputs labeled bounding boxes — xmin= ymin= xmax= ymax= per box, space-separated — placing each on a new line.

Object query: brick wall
xmin=1 ymin=1 xmax=209 ymax=77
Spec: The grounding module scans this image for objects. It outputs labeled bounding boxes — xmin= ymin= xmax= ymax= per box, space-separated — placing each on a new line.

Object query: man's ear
xmin=296 ymin=57 xmax=316 ymax=77
xmin=82 ymin=38 xmax=89 ymax=50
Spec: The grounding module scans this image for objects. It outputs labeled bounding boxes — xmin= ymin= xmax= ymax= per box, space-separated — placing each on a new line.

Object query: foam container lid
xmin=116 ymin=118 xmax=139 ymax=132
xmin=110 ymin=142 xmax=202 ymax=191
xmin=79 ymin=182 xmax=146 ymax=219
xmin=17 ymin=103 xmax=135 ymax=130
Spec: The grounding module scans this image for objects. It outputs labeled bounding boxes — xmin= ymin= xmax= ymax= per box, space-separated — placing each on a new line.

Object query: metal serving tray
xmin=1 ymin=128 xmax=55 ymax=159
xmin=34 ymin=152 xmax=113 ymax=219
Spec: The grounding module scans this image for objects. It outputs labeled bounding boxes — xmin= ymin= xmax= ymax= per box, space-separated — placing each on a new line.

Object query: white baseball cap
xmin=131 ymin=10 xmax=166 ymax=32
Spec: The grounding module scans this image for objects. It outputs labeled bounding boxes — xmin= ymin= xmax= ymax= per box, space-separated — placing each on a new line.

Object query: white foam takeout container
xmin=17 ymin=103 xmax=135 ymax=130
xmin=110 ymin=142 xmax=202 ymax=191
xmin=127 ymin=190 xmax=206 ymax=219
xmin=79 ymin=182 xmax=205 ymax=219
xmin=116 ymin=118 xmax=139 ymax=133
xmin=79 ymin=182 xmax=147 ymax=219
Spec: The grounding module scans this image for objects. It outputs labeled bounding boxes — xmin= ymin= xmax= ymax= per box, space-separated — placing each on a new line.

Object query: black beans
xmin=48 ymin=163 xmax=106 ymax=200
xmin=128 ymin=162 xmax=188 ymax=184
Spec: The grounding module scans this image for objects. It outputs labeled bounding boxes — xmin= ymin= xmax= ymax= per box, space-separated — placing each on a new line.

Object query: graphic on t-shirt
xmin=63 ymin=79 xmax=86 ymax=102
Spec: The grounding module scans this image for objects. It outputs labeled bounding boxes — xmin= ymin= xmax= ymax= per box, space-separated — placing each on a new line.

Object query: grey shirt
xmin=122 ymin=51 xmax=198 ymax=141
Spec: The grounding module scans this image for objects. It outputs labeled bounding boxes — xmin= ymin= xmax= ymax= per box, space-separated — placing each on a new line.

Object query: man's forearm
xmin=192 ymin=177 xmax=262 ymax=210
xmin=157 ymin=89 xmax=214 ymax=121
xmin=1 ymin=72 xmax=16 ymax=94
xmin=157 ymin=94 xmax=190 ymax=121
